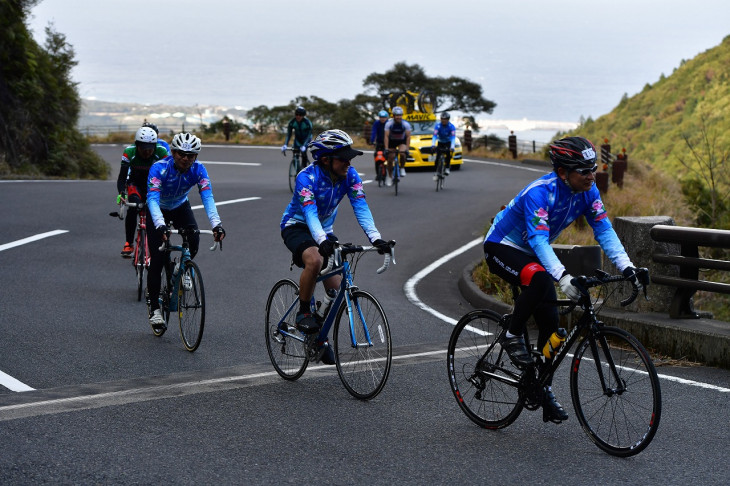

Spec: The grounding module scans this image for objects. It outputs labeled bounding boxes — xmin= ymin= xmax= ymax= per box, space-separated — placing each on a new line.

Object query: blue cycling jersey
xmin=384 ymin=119 xmax=412 ymax=141
xmin=281 ymin=164 xmax=381 ymax=245
xmin=432 ymin=121 xmax=456 ymax=148
xmin=157 ymin=139 xmax=171 ymax=155
xmin=147 ymin=157 xmax=221 ymax=230
xmin=370 ymin=119 xmax=387 ymax=145
xmin=484 ymin=172 xmax=633 ymax=280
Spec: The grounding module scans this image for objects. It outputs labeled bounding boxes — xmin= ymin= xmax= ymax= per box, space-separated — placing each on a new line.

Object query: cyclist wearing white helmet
xmin=145 ymin=132 xmax=226 ymax=330
xmin=281 ymin=106 xmax=313 ymax=167
xmin=280 ymin=129 xmax=391 ymax=363
xmin=483 ymin=136 xmax=644 ymax=423
xmin=383 ymin=106 xmax=412 ymax=185
xmin=142 ymin=121 xmax=171 ymax=155
xmin=117 ymin=126 xmax=169 ymax=257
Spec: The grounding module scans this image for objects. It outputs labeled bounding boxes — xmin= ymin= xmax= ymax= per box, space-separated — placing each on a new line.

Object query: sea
xmin=29 ymin=0 xmax=730 ymax=145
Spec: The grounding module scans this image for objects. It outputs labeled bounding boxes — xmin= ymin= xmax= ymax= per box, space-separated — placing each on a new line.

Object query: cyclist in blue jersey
xmin=281 ymin=129 xmax=391 ymax=363
xmin=431 ymin=112 xmax=456 ymax=179
xmin=383 ymin=106 xmax=412 ymax=186
xmin=146 ymin=132 xmax=226 ymax=329
xmin=370 ymin=110 xmax=389 ymax=174
xmin=142 ymin=121 xmax=171 ymax=155
xmin=281 ymin=106 xmax=314 ymax=167
xmin=483 ymin=136 xmax=644 ymax=423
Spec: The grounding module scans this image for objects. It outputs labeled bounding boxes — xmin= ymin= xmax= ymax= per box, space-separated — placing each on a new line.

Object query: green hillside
xmin=569 ymin=34 xmax=730 ymax=177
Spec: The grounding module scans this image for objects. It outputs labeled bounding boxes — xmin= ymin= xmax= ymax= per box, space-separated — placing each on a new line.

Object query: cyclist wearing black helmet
xmin=280 ymin=129 xmax=391 ymax=363
xmin=482 ymin=136 xmax=645 ymax=423
xmin=282 ymin=106 xmax=313 ymax=167
xmin=142 ymin=121 xmax=171 ymax=155
xmin=431 ymin=112 xmax=456 ymax=179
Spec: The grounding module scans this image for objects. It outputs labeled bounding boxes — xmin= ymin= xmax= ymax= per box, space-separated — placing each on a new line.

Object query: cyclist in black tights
xmin=483 ymin=136 xmax=643 ymax=423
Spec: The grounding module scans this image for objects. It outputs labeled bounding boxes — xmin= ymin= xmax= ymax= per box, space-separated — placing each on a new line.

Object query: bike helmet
xmin=377 ymin=110 xmax=389 ymax=118
xmin=308 ymin=129 xmax=363 ymax=162
xmin=440 ymin=112 xmax=451 ymax=119
xmin=142 ymin=122 xmax=159 ymax=134
xmin=135 ymin=126 xmax=157 ymax=150
xmin=549 ymin=136 xmax=597 ymax=170
xmin=171 ymin=132 xmax=202 ymax=154
xmin=295 ymin=106 xmax=306 ymax=116
xmin=392 ymin=106 xmax=404 ymax=116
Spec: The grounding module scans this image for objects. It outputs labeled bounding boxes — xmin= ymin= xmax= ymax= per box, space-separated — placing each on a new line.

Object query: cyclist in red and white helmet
xmin=280 ymin=129 xmax=391 ymax=363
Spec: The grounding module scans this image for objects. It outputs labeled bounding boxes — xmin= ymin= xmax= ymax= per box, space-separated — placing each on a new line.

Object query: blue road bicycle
xmin=147 ymin=227 xmax=221 ymax=352
xmin=265 ymin=240 xmax=396 ymax=400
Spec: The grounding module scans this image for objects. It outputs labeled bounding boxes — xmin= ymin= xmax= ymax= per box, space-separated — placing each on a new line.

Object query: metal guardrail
xmin=649 ymin=224 xmax=730 ymax=318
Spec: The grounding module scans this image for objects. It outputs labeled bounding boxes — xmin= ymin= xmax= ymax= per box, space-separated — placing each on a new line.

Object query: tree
xmin=362 ymin=62 xmax=496 ymax=116
xmin=0 ymin=0 xmax=107 ymax=178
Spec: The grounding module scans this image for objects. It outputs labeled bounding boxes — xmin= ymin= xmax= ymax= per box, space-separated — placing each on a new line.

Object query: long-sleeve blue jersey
xmin=484 ymin=172 xmax=633 ymax=280
xmin=281 ymin=164 xmax=381 ymax=245
xmin=147 ymin=157 xmax=221 ymax=230
xmin=432 ymin=121 xmax=456 ymax=148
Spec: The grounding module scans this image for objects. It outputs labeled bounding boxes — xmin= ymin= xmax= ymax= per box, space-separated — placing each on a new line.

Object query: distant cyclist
xmin=383 ymin=106 xmax=411 ymax=186
xmin=483 ymin=136 xmax=643 ymax=423
xmin=431 ymin=112 xmax=456 ymax=179
xmin=146 ymin=132 xmax=226 ymax=329
xmin=116 ymin=126 xmax=169 ymax=257
xmin=142 ymin=121 xmax=171 ymax=155
xmin=281 ymin=106 xmax=313 ymax=167
xmin=280 ymin=129 xmax=391 ymax=364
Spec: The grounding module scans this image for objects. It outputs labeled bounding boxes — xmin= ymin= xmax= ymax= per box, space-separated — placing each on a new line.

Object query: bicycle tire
xmin=447 ymin=309 xmax=524 ymax=429
xmin=135 ymin=229 xmax=146 ymax=302
xmin=570 ymin=326 xmax=662 ymax=457
xmin=435 ymin=153 xmax=444 ymax=192
xmin=178 ymin=261 xmax=205 ymax=352
xmin=288 ymin=157 xmax=297 ymax=193
xmin=265 ymin=279 xmax=308 ymax=380
xmin=393 ymin=160 xmax=399 ymax=196
xmin=333 ymin=290 xmax=391 ymax=400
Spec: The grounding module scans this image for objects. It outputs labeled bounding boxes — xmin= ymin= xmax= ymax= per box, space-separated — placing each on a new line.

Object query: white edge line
xmin=202 ymin=161 xmax=261 ymax=166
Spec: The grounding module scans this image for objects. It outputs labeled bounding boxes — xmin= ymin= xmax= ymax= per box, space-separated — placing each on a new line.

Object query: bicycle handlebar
xmin=157 ymin=228 xmax=222 ymax=252
xmin=109 ymin=200 xmax=146 ymax=219
xmin=571 ymin=267 xmax=650 ymax=307
xmin=319 ymin=240 xmax=396 ymax=276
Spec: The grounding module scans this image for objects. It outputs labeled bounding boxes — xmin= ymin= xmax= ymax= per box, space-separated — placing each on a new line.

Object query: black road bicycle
xmin=447 ymin=269 xmax=661 ymax=457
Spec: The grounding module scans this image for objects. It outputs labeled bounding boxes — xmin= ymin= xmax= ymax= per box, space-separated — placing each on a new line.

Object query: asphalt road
xmin=1 ymin=145 xmax=728 ymax=484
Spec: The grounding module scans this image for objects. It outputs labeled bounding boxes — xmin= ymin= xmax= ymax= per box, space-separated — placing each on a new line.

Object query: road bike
xmin=374 ymin=148 xmax=387 ymax=187
xmin=386 ymin=149 xmax=405 ymax=196
xmin=285 ymin=147 xmax=307 ymax=193
xmin=265 ymin=240 xmax=396 ymax=399
xmin=447 ymin=268 xmax=661 ymax=457
xmin=110 ymin=198 xmax=150 ymax=301
xmin=147 ymin=227 xmax=221 ymax=352
xmin=433 ymin=146 xmax=452 ymax=192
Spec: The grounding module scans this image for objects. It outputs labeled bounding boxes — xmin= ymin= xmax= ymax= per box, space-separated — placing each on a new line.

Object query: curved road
xmin=0 ymin=145 xmax=728 ymax=484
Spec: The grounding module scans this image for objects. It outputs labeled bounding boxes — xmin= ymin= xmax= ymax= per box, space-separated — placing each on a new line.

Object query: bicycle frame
xmin=274 ymin=243 xmax=395 ymax=356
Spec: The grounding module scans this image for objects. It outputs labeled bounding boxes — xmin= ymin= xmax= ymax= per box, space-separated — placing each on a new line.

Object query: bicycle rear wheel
xmin=570 ymin=326 xmax=661 ymax=457
xmin=333 ymin=290 xmax=391 ymax=400
xmin=178 ymin=261 xmax=205 ymax=352
xmin=265 ymin=279 xmax=308 ymax=380
xmin=135 ymin=229 xmax=146 ymax=302
xmin=447 ymin=309 xmax=524 ymax=428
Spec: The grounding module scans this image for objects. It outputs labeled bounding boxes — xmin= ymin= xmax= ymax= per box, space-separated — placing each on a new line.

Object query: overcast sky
xmin=28 ymin=0 xmax=730 ymax=123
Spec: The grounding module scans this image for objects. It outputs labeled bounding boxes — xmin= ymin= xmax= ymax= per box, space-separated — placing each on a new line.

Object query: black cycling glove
xmin=372 ymin=239 xmax=391 ymax=255
xmin=318 ymin=239 xmax=336 ymax=258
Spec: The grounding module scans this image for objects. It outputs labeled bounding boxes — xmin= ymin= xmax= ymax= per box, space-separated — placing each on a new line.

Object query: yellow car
xmin=403 ymin=115 xmax=463 ymax=170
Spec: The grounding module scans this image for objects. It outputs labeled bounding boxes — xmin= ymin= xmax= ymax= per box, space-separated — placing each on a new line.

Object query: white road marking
xmin=0 ymin=371 xmax=35 ymax=392
xmin=0 ymin=230 xmax=68 ymax=252
xmin=190 ymin=196 xmax=260 ymax=210
xmin=202 ymin=161 xmax=261 ymax=166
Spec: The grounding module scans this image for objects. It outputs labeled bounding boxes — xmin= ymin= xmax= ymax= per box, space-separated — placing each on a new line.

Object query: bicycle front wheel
xmin=135 ymin=230 xmax=146 ymax=302
xmin=435 ymin=154 xmax=443 ymax=192
xmin=265 ymin=279 xmax=308 ymax=380
xmin=570 ymin=326 xmax=662 ymax=457
xmin=333 ymin=290 xmax=391 ymax=400
xmin=447 ymin=309 xmax=524 ymax=429
xmin=178 ymin=261 xmax=205 ymax=352
xmin=288 ymin=158 xmax=297 ymax=193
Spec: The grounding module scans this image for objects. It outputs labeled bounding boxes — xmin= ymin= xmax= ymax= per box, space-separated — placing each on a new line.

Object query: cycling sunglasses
xmin=573 ymin=165 xmax=598 ymax=176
